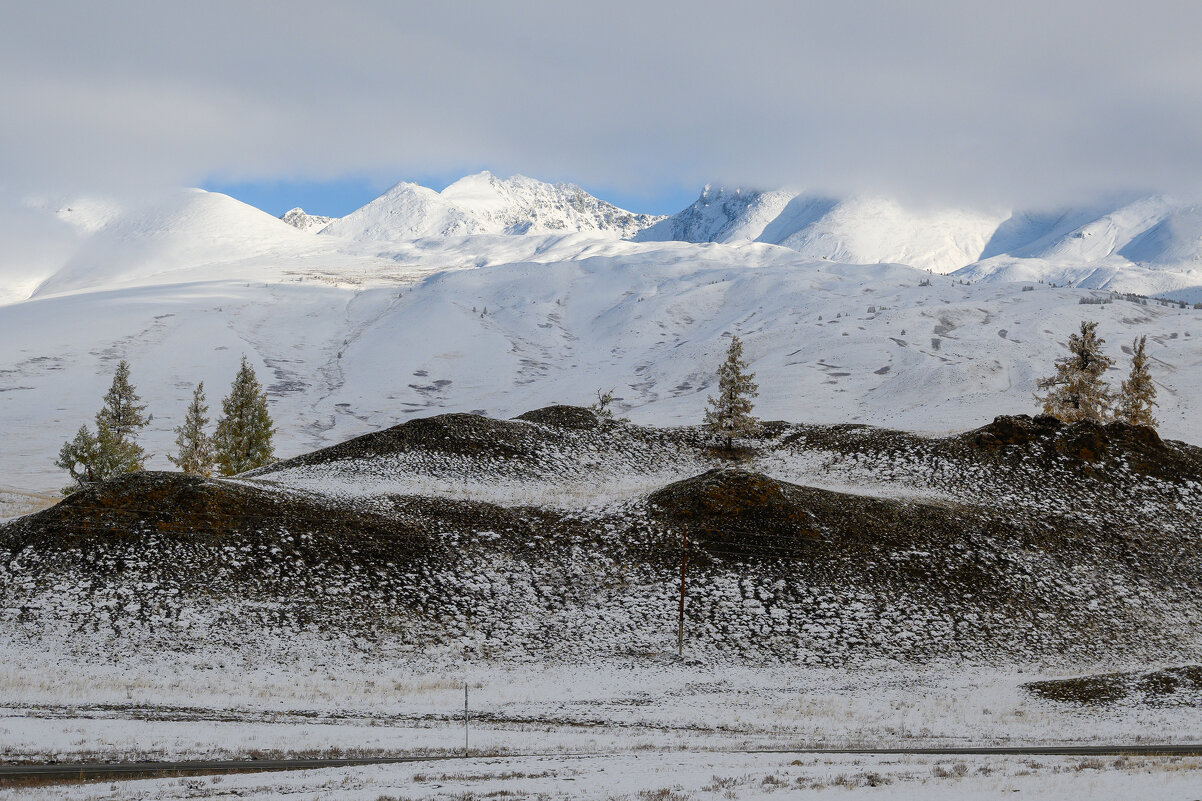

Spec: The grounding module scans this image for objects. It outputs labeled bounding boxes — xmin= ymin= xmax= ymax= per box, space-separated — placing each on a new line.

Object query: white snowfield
xmin=1 ymin=176 xmax=1201 ymax=492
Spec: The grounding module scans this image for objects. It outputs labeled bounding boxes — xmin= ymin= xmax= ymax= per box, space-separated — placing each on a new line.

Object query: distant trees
xmin=213 ymin=356 xmax=276 ymax=475
xmin=704 ymin=335 xmax=761 ymax=449
xmin=1116 ymin=335 xmax=1158 ymax=428
xmin=169 ymin=382 xmax=214 ymax=476
xmin=1036 ymin=321 xmax=1159 ymax=429
xmin=56 ymin=360 xmax=149 ymax=492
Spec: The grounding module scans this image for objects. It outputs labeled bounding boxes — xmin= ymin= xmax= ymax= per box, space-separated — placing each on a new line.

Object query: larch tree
xmin=1035 ymin=320 xmax=1115 ymax=423
xmin=169 ymin=382 xmax=215 ymax=475
xmin=703 ymin=334 xmax=761 ymax=450
xmin=56 ymin=360 xmax=149 ymax=492
xmin=1116 ymin=335 xmax=1158 ymax=428
xmin=213 ymin=357 xmax=275 ymax=476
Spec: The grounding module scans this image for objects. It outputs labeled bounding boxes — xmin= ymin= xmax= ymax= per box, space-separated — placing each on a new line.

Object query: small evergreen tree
xmin=55 ymin=425 xmax=103 ymax=489
xmin=1116 ymin=335 xmax=1158 ymax=428
xmin=1035 ymin=320 xmax=1115 ymax=423
xmin=169 ymin=382 xmax=214 ymax=475
xmin=703 ymin=335 xmax=761 ymax=449
xmin=96 ymin=360 xmax=149 ymax=445
xmin=213 ymin=357 xmax=275 ymax=476
xmin=56 ymin=360 xmax=149 ymax=492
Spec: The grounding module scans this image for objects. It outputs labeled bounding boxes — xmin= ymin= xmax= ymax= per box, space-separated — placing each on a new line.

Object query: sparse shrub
xmin=931 ymin=761 xmax=969 ymax=778
xmin=590 ymin=388 xmax=617 ymax=420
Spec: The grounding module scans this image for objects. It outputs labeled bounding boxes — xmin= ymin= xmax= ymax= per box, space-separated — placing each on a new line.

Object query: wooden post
xmin=678 ymin=524 xmax=687 ymax=658
xmin=464 ymin=681 xmax=469 ymax=756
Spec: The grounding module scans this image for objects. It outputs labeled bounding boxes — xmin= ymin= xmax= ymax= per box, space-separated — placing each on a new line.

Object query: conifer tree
xmin=96 ymin=360 xmax=149 ymax=446
xmin=1116 ymin=335 xmax=1158 ymax=428
xmin=169 ymin=382 xmax=214 ymax=475
xmin=703 ymin=335 xmax=761 ymax=449
xmin=55 ymin=425 xmax=103 ymax=488
xmin=1035 ymin=320 xmax=1115 ymax=423
xmin=56 ymin=360 xmax=149 ymax=491
xmin=213 ymin=357 xmax=275 ymax=476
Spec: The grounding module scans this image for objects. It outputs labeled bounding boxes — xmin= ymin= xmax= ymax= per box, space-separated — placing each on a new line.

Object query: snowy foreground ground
xmin=7 ymin=752 xmax=1202 ymax=801
xmin=2 ymin=653 xmax=1201 ymax=798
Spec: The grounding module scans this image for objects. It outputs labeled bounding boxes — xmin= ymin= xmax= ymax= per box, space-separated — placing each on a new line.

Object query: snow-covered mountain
xmin=637 ymin=186 xmax=1202 ymax=299
xmin=634 ymin=186 xmax=1006 ymax=274
xmin=321 ymin=171 xmax=663 ymax=241
xmin=280 ymin=207 xmax=333 ymax=232
xmin=2 ymin=174 xmax=1202 ymax=492
xmin=2 ymin=228 xmax=1200 ymax=492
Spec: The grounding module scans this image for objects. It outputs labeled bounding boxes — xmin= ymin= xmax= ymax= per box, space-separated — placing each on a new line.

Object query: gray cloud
xmin=3 ymin=0 xmax=1202 ymax=207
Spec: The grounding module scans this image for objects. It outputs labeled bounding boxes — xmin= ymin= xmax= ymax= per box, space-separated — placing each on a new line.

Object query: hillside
xmin=634 ymin=186 xmax=1006 ymax=274
xmin=3 ymin=408 xmax=1199 ymax=666
xmin=3 ymin=241 xmax=1201 ymax=493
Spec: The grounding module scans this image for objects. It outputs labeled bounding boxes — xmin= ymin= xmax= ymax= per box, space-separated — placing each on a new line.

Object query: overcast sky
xmin=3 ymin=1 xmax=1202 ymax=213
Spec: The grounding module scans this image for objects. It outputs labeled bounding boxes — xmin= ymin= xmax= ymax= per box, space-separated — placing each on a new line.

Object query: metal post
xmin=464 ymin=681 xmax=469 ymax=756
xmin=678 ymin=524 xmax=687 ymax=658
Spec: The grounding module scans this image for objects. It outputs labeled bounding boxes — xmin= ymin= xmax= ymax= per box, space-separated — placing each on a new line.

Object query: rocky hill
xmin=2 ymin=408 xmax=1199 ymax=667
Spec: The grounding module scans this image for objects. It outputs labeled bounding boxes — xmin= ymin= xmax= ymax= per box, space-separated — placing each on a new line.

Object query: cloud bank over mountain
xmin=3 ymin=1 xmax=1202 ymax=206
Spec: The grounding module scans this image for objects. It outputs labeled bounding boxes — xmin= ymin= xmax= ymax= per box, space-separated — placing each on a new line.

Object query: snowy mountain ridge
xmin=637 ymin=186 xmax=1202 ymax=291
xmin=320 ymin=171 xmax=664 ymax=241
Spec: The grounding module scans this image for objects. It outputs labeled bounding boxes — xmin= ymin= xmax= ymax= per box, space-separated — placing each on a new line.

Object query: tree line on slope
xmin=55 ymin=356 xmax=275 ymax=493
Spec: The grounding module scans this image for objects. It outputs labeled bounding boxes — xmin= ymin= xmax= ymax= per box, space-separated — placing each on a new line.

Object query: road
xmin=4 ymin=744 xmax=1202 ymax=784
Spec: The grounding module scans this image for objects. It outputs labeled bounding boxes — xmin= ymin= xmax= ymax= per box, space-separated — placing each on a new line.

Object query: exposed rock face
xmin=965 ymin=414 xmax=1190 ymax=477
xmin=280 ymin=207 xmax=333 ymax=232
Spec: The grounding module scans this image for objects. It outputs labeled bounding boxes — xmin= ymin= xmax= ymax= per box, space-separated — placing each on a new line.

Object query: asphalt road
xmin=4 ymin=745 xmax=1202 ymax=784
xmin=0 ymin=756 xmax=452 ymax=784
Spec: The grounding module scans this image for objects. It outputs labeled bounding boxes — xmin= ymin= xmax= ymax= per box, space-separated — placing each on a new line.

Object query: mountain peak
xmin=322 ymin=172 xmax=663 ymax=241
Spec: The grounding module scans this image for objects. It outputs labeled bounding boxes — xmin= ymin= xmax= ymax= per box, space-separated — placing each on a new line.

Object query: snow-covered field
xmin=3 ymin=643 xmax=1199 ymax=763
xmin=0 ymin=487 xmax=55 ymax=522
xmin=7 ymin=751 xmax=1202 ymax=801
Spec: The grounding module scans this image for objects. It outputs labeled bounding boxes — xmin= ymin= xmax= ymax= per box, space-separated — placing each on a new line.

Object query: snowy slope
xmin=0 ymin=189 xmax=402 ymax=303
xmin=635 ymin=186 xmax=1006 ymax=274
xmin=957 ymin=197 xmax=1202 ymax=300
xmin=638 ymin=186 xmax=1202 ymax=296
xmin=321 ymin=171 xmax=663 ymax=241
xmin=2 ymin=230 xmax=1200 ymax=492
